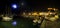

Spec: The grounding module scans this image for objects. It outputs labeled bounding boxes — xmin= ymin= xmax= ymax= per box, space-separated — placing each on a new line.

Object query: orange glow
xmin=48 ymin=8 xmax=58 ymax=11
xmin=55 ymin=15 xmax=59 ymax=18
xmin=28 ymin=13 xmax=31 ymax=15
xmin=53 ymin=8 xmax=58 ymax=11
xmin=39 ymin=12 xmax=49 ymax=16
xmin=48 ymin=8 xmax=53 ymax=10
xmin=23 ymin=12 xmax=26 ymax=15
xmin=32 ymin=12 xmax=38 ymax=16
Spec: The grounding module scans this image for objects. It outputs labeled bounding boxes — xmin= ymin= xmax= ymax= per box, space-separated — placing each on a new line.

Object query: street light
xmin=12 ymin=4 xmax=17 ymax=9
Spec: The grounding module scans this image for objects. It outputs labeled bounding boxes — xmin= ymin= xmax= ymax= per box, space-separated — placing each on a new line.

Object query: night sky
xmin=0 ymin=0 xmax=59 ymax=6
xmin=0 ymin=0 xmax=59 ymax=12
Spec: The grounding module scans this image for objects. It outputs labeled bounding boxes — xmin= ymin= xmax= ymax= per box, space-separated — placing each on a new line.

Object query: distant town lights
xmin=2 ymin=16 xmax=12 ymax=21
